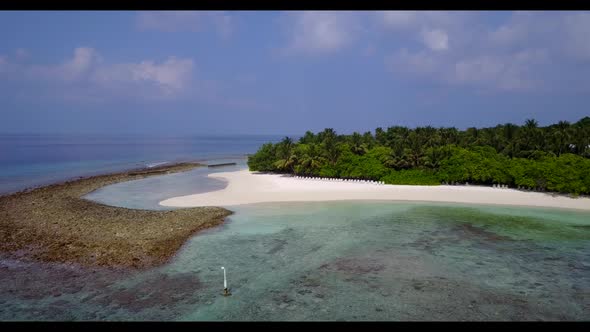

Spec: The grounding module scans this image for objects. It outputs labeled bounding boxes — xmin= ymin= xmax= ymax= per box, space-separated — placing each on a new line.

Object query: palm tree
xmin=274 ymin=136 xmax=296 ymax=173
xmin=350 ymin=132 xmax=369 ymax=155
xmin=520 ymin=118 xmax=540 ymax=157
xmin=501 ymin=123 xmax=520 ymax=158
xmin=317 ymin=128 xmax=340 ymax=165
xmin=318 ymin=128 xmax=337 ymax=143
xmin=406 ymin=130 xmax=427 ymax=167
xmin=423 ymin=146 xmax=445 ymax=169
xmin=277 ymin=136 xmax=294 ymax=159
xmin=439 ymin=127 xmax=459 ymax=146
xmin=524 ymin=118 xmax=538 ymax=129
xmin=375 ymin=127 xmax=387 ymax=146
xmin=416 ymin=126 xmax=440 ymax=149
xmin=362 ymin=131 xmax=375 ymax=150
xmin=553 ymin=120 xmax=571 ymax=156
xmin=296 ymin=144 xmax=326 ymax=175
xmin=274 ymin=152 xmax=298 ymax=173
xmin=463 ymin=127 xmax=479 ymax=147
xmin=299 ymin=131 xmax=316 ymax=144
xmin=387 ymin=126 xmax=410 ymax=156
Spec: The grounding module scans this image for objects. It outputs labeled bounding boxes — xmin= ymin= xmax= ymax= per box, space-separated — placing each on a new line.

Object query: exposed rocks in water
xmin=0 ymin=162 xmax=232 ymax=270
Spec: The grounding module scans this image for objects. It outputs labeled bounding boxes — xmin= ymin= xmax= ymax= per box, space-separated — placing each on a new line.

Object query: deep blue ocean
xmin=0 ymin=133 xmax=283 ymax=194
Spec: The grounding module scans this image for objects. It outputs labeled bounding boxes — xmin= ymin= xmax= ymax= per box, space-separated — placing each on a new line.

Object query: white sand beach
xmin=159 ymin=170 xmax=590 ymax=211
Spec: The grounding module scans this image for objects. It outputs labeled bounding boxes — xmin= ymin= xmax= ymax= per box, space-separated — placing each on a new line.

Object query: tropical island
xmin=247 ymin=117 xmax=590 ymax=196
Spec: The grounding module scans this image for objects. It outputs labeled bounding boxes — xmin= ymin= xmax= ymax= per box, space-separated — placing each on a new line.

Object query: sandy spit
xmin=160 ymin=170 xmax=590 ymax=211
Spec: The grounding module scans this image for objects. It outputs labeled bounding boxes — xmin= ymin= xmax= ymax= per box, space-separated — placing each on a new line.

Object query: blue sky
xmin=1 ymin=11 xmax=589 ymax=136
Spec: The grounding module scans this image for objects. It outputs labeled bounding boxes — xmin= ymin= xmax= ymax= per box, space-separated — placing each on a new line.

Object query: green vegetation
xmin=248 ymin=117 xmax=590 ymax=195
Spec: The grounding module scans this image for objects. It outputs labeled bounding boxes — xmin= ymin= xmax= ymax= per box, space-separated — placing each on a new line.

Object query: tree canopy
xmin=248 ymin=118 xmax=590 ymax=195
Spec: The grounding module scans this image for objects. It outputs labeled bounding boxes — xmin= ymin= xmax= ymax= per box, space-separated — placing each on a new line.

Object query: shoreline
xmin=0 ymin=155 xmax=249 ymax=196
xmin=160 ymin=170 xmax=590 ymax=212
xmin=0 ymin=162 xmax=232 ymax=270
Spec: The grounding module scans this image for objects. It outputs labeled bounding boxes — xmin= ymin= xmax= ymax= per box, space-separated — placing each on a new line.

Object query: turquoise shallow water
xmin=1 ymin=169 xmax=589 ymax=321
xmin=83 ymin=159 xmax=246 ymax=210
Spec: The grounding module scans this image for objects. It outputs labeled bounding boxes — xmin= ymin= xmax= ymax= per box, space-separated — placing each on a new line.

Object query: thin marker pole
xmin=221 ymin=266 xmax=231 ymax=296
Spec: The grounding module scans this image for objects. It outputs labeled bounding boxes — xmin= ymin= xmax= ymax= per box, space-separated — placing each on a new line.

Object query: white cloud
xmin=378 ymin=11 xmax=590 ymax=92
xmin=26 ymin=47 xmax=102 ymax=82
xmin=62 ymin=47 xmax=102 ymax=80
xmin=390 ymin=48 xmax=548 ymax=91
xmin=1 ymin=47 xmax=266 ymax=108
xmin=14 ymin=47 xmax=195 ymax=101
xmin=282 ymin=11 xmax=359 ymax=55
xmin=486 ymin=11 xmax=590 ymax=62
xmin=92 ymin=56 xmax=194 ymax=96
xmin=421 ymin=28 xmax=449 ymax=51
xmin=136 ymin=11 xmax=232 ymax=38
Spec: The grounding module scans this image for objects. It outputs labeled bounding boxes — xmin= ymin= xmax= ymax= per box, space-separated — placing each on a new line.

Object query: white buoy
xmin=221 ymin=266 xmax=230 ymax=296
xmin=221 ymin=266 xmax=227 ymax=288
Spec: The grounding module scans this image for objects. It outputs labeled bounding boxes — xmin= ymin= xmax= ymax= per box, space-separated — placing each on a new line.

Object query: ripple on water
xmin=1 ymin=199 xmax=589 ymax=321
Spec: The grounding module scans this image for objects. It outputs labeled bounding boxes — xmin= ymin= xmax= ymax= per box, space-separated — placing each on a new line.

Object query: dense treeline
xmin=248 ymin=117 xmax=590 ymax=195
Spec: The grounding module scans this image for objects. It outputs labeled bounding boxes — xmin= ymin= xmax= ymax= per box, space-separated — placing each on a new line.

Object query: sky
xmin=1 ymin=11 xmax=590 ymax=136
